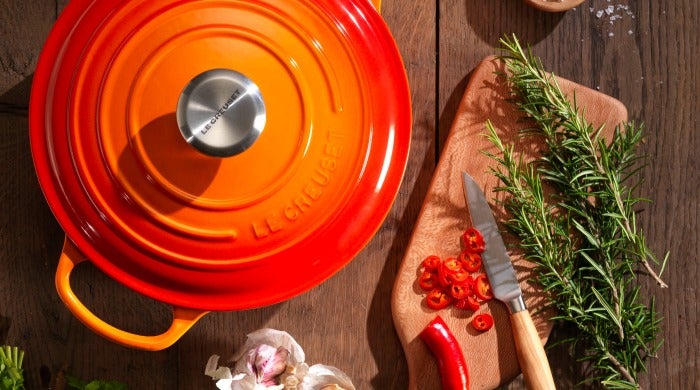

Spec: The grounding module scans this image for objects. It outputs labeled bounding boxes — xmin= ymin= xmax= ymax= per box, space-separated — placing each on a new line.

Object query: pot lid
xmin=30 ymin=0 xmax=411 ymax=310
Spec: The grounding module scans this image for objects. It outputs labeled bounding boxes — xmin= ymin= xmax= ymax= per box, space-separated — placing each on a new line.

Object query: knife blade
xmin=461 ymin=171 xmax=555 ymax=390
xmin=461 ymin=172 xmax=522 ymax=308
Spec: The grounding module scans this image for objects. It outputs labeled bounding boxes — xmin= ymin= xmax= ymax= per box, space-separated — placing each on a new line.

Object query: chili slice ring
xmin=472 ymin=313 xmax=494 ymax=331
xmin=462 ymin=227 xmax=486 ymax=253
xmin=474 ymin=274 xmax=494 ymax=301
xmin=426 ymin=288 xmax=453 ymax=310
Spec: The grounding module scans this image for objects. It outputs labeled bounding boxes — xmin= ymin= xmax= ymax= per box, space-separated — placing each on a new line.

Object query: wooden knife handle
xmin=510 ymin=310 xmax=556 ymax=390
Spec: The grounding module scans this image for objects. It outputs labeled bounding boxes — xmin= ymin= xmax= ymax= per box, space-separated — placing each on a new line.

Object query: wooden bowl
xmin=524 ymin=0 xmax=586 ymax=12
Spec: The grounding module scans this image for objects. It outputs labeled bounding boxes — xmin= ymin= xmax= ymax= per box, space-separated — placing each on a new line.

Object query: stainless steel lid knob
xmin=176 ymin=69 xmax=266 ymax=157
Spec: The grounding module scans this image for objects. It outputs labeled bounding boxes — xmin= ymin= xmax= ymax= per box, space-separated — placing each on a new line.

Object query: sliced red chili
xmin=418 ymin=270 xmax=439 ymax=291
xmin=443 ymin=257 xmax=462 ymax=272
xmin=474 ymin=274 xmax=493 ymax=301
xmin=422 ymin=255 xmax=442 ymax=272
xmin=449 ymin=282 xmax=471 ymax=300
xmin=451 ymin=275 xmax=474 ymax=298
xmin=462 ymin=227 xmax=486 ymax=253
xmin=448 ymin=267 xmax=470 ymax=283
xmin=454 ymin=296 xmax=480 ymax=312
xmin=426 ymin=288 xmax=453 ymax=310
xmin=438 ymin=257 xmax=465 ymax=286
xmin=472 ymin=313 xmax=494 ymax=331
xmin=419 ymin=316 xmax=470 ymax=390
xmin=459 ymin=250 xmax=482 ymax=272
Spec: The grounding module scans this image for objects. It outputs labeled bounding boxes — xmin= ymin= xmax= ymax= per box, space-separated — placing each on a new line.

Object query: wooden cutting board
xmin=391 ymin=56 xmax=628 ymax=389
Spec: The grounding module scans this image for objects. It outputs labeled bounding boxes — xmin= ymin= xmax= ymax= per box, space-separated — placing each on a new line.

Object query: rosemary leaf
xmin=485 ymin=35 xmax=667 ymax=388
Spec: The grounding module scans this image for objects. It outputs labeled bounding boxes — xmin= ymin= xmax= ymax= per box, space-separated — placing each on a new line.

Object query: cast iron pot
xmin=30 ymin=0 xmax=411 ymax=350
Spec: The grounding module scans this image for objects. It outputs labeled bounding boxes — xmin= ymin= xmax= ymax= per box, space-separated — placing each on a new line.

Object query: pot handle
xmin=55 ymin=239 xmax=209 ymax=351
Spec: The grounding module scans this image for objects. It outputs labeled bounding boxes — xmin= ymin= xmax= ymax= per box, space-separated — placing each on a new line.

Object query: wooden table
xmin=1 ymin=0 xmax=697 ymax=388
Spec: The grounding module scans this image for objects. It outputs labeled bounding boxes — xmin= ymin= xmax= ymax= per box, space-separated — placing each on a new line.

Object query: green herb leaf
xmin=0 ymin=346 xmax=25 ymax=390
xmin=67 ymin=376 xmax=127 ymax=390
xmin=485 ymin=34 xmax=667 ymax=388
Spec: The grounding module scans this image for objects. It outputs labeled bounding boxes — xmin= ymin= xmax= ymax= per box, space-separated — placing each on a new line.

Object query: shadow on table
xmin=463 ymin=0 xmax=566 ymax=47
xmin=365 ymin=4 xmax=566 ymax=379
xmin=1 ymin=76 xmax=214 ymax=389
xmin=366 ymin=116 xmax=437 ymax=388
xmin=439 ymin=0 xmax=566 ymax=156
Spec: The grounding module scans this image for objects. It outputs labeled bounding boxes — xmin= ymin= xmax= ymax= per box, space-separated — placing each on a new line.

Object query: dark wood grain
xmin=0 ymin=0 xmax=697 ymax=388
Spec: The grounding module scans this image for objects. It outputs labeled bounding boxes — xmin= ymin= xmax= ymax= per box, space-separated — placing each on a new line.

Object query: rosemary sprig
xmin=484 ymin=35 xmax=667 ymax=388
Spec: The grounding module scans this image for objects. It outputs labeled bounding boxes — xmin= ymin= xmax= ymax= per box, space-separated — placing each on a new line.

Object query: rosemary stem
xmin=484 ymin=34 xmax=666 ymax=388
xmin=606 ymin=352 xmax=638 ymax=388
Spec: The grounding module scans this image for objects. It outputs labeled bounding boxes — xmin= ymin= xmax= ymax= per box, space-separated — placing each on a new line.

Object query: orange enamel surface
xmin=31 ymin=0 xmax=410 ymax=311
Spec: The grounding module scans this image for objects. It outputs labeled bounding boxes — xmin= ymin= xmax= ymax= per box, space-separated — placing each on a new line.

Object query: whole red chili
xmin=420 ymin=315 xmax=470 ymax=390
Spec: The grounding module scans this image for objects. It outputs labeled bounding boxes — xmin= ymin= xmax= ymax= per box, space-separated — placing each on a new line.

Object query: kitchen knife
xmin=462 ymin=171 xmax=556 ymax=390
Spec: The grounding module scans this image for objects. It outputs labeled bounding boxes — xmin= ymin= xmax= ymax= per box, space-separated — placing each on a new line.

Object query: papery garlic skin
xmin=205 ymin=329 xmax=354 ymax=390
xmin=234 ymin=329 xmax=306 ymax=368
xmin=206 ymin=355 xmax=233 ymax=380
xmin=205 ymin=354 xmax=238 ymax=390
xmin=300 ymin=365 xmax=356 ymax=390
